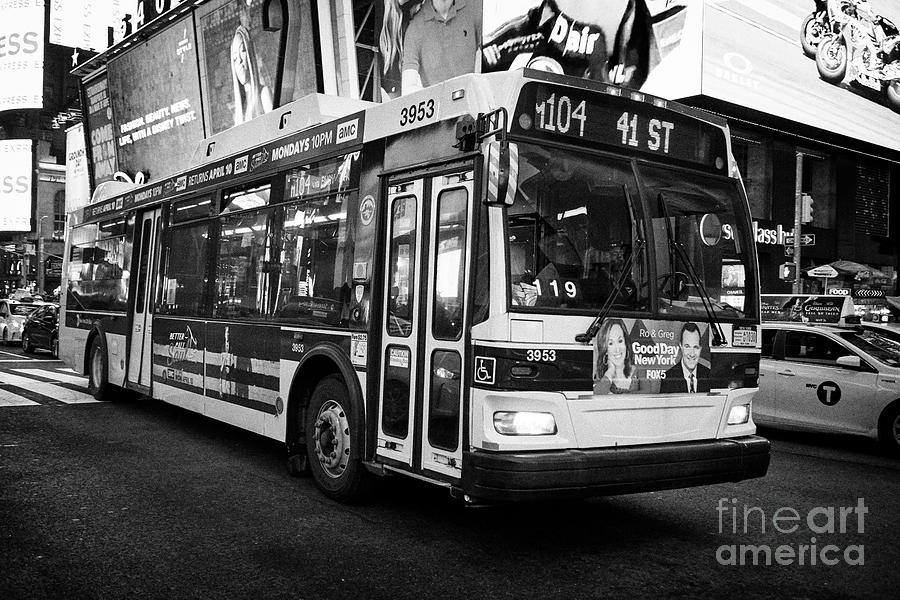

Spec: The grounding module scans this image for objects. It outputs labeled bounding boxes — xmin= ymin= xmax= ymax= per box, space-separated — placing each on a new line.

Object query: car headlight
xmin=727 ymin=403 xmax=751 ymax=425
xmin=493 ymin=411 xmax=557 ymax=435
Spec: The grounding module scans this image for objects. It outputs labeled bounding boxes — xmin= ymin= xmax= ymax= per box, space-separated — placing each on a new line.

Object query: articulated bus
xmin=61 ymin=70 xmax=769 ymax=503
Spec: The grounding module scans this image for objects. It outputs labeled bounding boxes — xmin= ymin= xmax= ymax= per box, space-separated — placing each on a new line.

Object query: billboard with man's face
xmin=481 ymin=1 xmax=701 ymax=98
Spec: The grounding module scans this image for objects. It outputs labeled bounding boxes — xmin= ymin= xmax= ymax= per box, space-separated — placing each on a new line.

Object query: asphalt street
xmin=1 ymin=345 xmax=898 ymax=599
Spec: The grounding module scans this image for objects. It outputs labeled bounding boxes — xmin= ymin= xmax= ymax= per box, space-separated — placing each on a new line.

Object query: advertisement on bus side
xmin=592 ymin=318 xmax=712 ymax=395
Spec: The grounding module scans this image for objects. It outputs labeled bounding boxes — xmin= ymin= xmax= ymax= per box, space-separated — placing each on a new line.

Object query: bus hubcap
xmin=313 ymin=400 xmax=350 ymax=478
xmin=91 ymin=348 xmax=102 ymax=386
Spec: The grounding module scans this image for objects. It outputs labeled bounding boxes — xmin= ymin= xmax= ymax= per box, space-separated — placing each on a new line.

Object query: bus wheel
xmin=305 ymin=375 xmax=368 ymax=502
xmin=88 ymin=337 xmax=111 ymax=401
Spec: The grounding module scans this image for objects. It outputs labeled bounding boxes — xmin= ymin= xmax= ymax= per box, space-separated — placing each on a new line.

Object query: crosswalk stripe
xmin=0 ymin=390 xmax=39 ymax=406
xmin=0 ymin=371 xmax=98 ymax=404
xmin=0 ymin=383 xmax=64 ymax=406
xmin=12 ymin=368 xmax=88 ymax=385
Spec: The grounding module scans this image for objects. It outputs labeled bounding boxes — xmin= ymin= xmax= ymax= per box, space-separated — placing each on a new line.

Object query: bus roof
xmin=76 ymin=69 xmax=730 ymax=225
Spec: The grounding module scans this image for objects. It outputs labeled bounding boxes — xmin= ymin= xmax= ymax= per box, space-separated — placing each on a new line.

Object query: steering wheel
xmin=659 ymin=271 xmax=691 ymax=300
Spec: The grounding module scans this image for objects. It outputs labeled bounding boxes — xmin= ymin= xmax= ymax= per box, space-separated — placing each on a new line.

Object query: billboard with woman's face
xmin=196 ymin=0 xmax=281 ymax=134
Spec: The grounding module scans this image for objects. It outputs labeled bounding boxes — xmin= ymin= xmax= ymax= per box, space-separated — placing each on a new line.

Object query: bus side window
xmin=432 ymin=187 xmax=467 ymax=341
xmin=387 ymin=196 xmax=416 ymax=337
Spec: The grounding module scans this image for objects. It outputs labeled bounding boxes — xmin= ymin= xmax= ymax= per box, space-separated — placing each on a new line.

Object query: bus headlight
xmin=727 ymin=404 xmax=751 ymax=425
xmin=493 ymin=411 xmax=557 ymax=436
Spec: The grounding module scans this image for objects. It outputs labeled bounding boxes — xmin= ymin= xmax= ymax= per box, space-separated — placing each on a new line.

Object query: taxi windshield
xmin=837 ymin=330 xmax=900 ymax=367
xmin=12 ymin=304 xmax=38 ymax=316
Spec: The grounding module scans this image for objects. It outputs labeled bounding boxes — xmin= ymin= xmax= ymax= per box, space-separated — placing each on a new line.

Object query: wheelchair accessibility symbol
xmin=474 ymin=356 xmax=496 ymax=385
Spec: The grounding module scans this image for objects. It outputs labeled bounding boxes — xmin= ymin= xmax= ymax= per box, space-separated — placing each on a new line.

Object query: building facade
xmin=59 ymin=0 xmax=900 ymax=316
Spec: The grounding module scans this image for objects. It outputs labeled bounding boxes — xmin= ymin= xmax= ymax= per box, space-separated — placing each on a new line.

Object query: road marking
xmin=12 ymin=368 xmax=87 ymax=386
xmin=0 ymin=371 xmax=97 ymax=404
xmin=0 ymin=359 xmax=61 ymax=363
xmin=0 ymin=393 xmax=40 ymax=407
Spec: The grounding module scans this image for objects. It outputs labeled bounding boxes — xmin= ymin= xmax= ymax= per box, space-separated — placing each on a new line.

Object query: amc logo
xmin=337 ymin=119 xmax=359 ymax=144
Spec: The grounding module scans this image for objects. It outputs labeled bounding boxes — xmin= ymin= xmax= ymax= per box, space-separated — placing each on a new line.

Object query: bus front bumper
xmin=461 ymin=435 xmax=770 ymax=502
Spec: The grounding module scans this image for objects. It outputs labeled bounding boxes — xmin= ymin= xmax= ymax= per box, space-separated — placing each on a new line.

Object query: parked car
xmin=756 ymin=322 xmax=900 ymax=453
xmin=22 ymin=303 xmax=60 ymax=358
xmin=0 ymin=299 xmax=41 ymax=345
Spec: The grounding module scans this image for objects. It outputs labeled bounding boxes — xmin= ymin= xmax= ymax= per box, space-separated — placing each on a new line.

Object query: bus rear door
xmin=377 ymin=166 xmax=474 ymax=481
xmin=127 ymin=208 xmax=161 ymax=389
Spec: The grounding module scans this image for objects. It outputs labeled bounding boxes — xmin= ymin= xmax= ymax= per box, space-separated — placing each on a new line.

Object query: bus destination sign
xmin=82 ymin=113 xmax=365 ymax=222
xmin=512 ymin=83 xmax=727 ymax=171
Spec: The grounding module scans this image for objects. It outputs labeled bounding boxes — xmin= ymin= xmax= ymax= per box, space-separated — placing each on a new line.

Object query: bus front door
xmin=126 ymin=208 xmax=161 ymax=389
xmin=378 ymin=168 xmax=473 ymax=481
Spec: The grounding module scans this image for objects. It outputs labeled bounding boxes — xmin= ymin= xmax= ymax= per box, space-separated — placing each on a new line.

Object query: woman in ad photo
xmin=593 ymin=317 xmax=647 ymax=394
xmin=231 ymin=24 xmax=273 ymax=126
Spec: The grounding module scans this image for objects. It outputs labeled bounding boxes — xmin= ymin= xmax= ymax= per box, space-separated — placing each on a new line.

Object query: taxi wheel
xmin=878 ymin=404 xmax=900 ymax=455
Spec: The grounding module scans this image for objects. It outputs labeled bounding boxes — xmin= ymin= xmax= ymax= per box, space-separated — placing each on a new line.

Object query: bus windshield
xmin=506 ymin=143 xmax=755 ymax=319
xmin=641 ymin=164 xmax=756 ymax=320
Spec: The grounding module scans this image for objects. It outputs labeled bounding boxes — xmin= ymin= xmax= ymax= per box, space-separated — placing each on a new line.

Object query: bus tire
xmin=88 ymin=336 xmax=112 ymax=401
xmin=878 ymin=402 xmax=900 ymax=455
xmin=305 ymin=375 xmax=369 ymax=502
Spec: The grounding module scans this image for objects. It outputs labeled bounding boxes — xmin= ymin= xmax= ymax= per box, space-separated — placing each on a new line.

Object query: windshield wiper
xmin=576 ymin=186 xmax=645 ymax=344
xmin=657 ymin=193 xmax=727 ymax=346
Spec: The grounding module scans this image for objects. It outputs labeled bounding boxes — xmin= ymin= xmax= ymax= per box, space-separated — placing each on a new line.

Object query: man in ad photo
xmin=660 ymin=321 xmax=710 ymax=393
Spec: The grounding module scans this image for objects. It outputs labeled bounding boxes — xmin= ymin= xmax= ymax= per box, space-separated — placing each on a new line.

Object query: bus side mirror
xmin=483 ymin=141 xmax=518 ymax=206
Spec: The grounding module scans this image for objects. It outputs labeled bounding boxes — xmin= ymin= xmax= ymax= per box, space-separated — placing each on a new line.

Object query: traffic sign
xmin=853 ymin=289 xmax=885 ymax=298
xmin=783 ymin=233 xmax=815 ymax=246
xmin=807 ymin=265 xmax=839 ymax=278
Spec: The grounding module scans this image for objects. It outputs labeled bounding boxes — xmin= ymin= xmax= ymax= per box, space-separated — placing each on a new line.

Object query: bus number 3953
xmin=526 ymin=349 xmax=556 ymax=362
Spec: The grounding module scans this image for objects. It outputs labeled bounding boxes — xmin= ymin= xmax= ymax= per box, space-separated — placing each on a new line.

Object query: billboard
xmin=480 ymin=1 xmax=700 ymax=100
xmin=374 ymin=1 xmax=698 ymax=102
xmin=702 ymin=0 xmax=900 ymax=153
xmin=0 ymin=0 xmax=44 ymax=111
xmin=196 ymin=0 xmax=282 ymax=134
xmin=49 ymin=0 xmax=115 ymax=51
xmin=0 ymin=140 xmax=34 ymax=233
xmin=84 ymin=74 xmax=119 ymax=185
xmin=107 ymin=13 xmax=204 ymax=181
xmin=66 ymin=123 xmax=92 ymax=214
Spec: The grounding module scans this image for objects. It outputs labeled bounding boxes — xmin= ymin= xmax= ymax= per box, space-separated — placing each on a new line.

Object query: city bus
xmin=60 ymin=69 xmax=769 ymax=503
